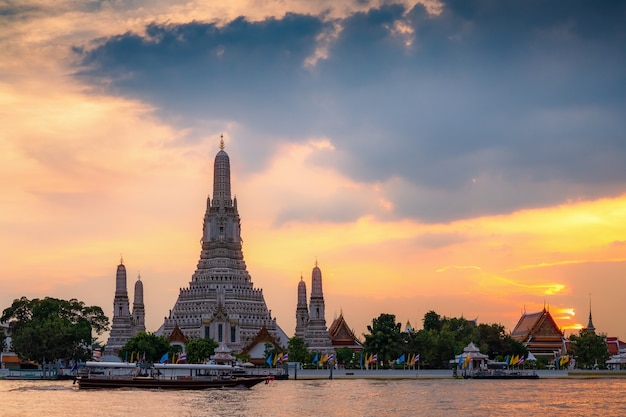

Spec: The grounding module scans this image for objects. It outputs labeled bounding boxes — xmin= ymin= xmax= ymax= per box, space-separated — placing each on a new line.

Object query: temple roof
xmin=328 ymin=313 xmax=362 ymax=349
xmin=511 ymin=308 xmax=564 ymax=344
xmin=168 ymin=324 xmax=188 ymax=344
xmin=241 ymin=325 xmax=281 ymax=355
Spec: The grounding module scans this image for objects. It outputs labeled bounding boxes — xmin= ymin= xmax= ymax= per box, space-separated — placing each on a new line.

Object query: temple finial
xmin=219 ymin=134 xmax=225 ymax=150
xmin=120 ymin=254 xmax=124 ymax=265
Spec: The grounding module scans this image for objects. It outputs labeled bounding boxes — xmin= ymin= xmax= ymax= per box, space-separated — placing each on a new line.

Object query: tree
xmin=118 ymin=332 xmax=170 ymax=363
xmin=1 ymin=297 xmax=109 ymax=362
xmin=287 ymin=336 xmax=309 ymax=363
xmin=423 ymin=311 xmax=442 ymax=332
xmin=363 ymin=313 xmax=403 ymax=367
xmin=335 ymin=347 xmax=355 ymax=366
xmin=186 ymin=338 xmax=218 ymax=363
xmin=0 ymin=327 xmax=7 ymax=351
xmin=569 ymin=330 xmax=610 ymax=369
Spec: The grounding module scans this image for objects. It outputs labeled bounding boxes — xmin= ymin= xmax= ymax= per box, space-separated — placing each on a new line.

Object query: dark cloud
xmin=75 ymin=1 xmax=626 ymax=223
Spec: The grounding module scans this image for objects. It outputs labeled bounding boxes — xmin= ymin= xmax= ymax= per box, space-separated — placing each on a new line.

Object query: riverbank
xmin=287 ymin=368 xmax=626 ymax=380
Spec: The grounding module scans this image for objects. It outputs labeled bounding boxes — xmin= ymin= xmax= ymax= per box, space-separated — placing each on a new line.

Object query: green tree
xmin=363 ymin=313 xmax=403 ymax=367
xmin=1 ymin=297 xmax=109 ymax=362
xmin=186 ymin=338 xmax=218 ymax=363
xmin=0 ymin=327 xmax=7 ymax=351
xmin=423 ymin=311 xmax=442 ymax=332
xmin=118 ymin=332 xmax=170 ymax=363
xmin=569 ymin=330 xmax=610 ymax=369
xmin=287 ymin=336 xmax=309 ymax=363
xmin=335 ymin=347 xmax=355 ymax=366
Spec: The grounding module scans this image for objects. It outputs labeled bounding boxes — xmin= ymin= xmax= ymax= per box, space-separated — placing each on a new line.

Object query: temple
xmin=104 ymin=259 xmax=146 ymax=357
xmin=294 ymin=262 xmax=336 ymax=355
xmin=511 ymin=307 xmax=568 ymax=358
xmin=328 ymin=311 xmax=363 ymax=352
xmin=158 ymin=138 xmax=287 ymax=353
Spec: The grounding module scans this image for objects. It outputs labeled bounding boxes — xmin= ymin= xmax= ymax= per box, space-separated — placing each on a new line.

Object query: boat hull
xmin=76 ymin=375 xmax=268 ymax=390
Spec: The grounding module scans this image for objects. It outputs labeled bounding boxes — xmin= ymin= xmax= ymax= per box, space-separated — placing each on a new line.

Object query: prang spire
xmin=586 ymin=294 xmax=596 ymax=333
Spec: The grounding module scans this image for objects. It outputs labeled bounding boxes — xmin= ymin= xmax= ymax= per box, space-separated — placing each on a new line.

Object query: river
xmin=2 ymin=377 xmax=625 ymax=417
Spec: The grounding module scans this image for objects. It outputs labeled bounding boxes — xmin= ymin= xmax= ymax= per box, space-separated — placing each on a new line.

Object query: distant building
xmin=104 ymin=259 xmax=146 ymax=358
xmin=294 ymin=262 xmax=334 ymax=355
xmin=157 ymin=138 xmax=287 ymax=354
xmin=511 ymin=308 xmax=568 ymax=358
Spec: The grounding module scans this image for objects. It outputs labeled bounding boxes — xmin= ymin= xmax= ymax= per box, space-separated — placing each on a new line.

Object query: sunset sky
xmin=2 ymin=0 xmax=626 ymax=343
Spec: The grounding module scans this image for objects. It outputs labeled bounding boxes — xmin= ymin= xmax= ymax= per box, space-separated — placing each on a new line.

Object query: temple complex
xmin=104 ymin=259 xmax=146 ymax=357
xmin=511 ymin=308 xmax=568 ymax=358
xmin=158 ymin=138 xmax=287 ymax=353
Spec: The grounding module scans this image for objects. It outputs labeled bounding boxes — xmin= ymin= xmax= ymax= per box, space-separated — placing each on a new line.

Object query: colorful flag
xmin=312 ymin=353 xmax=319 ymax=364
xmin=397 ymin=354 xmax=405 ymax=364
xmin=414 ymin=354 xmax=420 ymax=363
xmin=176 ymin=353 xmax=187 ymax=363
xmin=273 ymin=353 xmax=279 ymax=366
xmin=504 ymin=355 xmax=510 ymax=365
xmin=457 ymin=355 xmax=463 ymax=366
xmin=159 ymin=352 xmax=169 ymax=363
xmin=517 ymin=356 xmax=525 ymax=366
xmin=327 ymin=354 xmax=334 ymax=362
xmin=266 ymin=353 xmax=273 ymax=366
xmin=321 ymin=353 xmax=329 ymax=364
xmin=371 ymin=354 xmax=378 ymax=363
xmin=281 ymin=352 xmax=289 ymax=363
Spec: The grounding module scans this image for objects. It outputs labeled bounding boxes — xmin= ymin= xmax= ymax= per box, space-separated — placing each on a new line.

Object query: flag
xmin=327 ymin=354 xmax=334 ymax=363
xmin=414 ymin=354 xmax=420 ymax=363
xmin=159 ymin=352 xmax=169 ymax=363
xmin=504 ymin=355 xmax=510 ymax=365
xmin=397 ymin=354 xmax=405 ymax=364
xmin=280 ymin=352 xmax=289 ymax=363
xmin=457 ymin=355 xmax=463 ymax=366
xmin=321 ymin=353 xmax=329 ymax=364
xmin=408 ymin=354 xmax=414 ymax=365
xmin=517 ymin=356 xmax=525 ymax=366
xmin=266 ymin=353 xmax=273 ymax=367
xmin=371 ymin=354 xmax=378 ymax=363
xmin=312 ymin=353 xmax=319 ymax=364
xmin=511 ymin=355 xmax=519 ymax=366
xmin=273 ymin=353 xmax=279 ymax=366
xmin=70 ymin=361 xmax=78 ymax=373
xmin=176 ymin=353 xmax=187 ymax=363
xmin=463 ymin=354 xmax=471 ymax=367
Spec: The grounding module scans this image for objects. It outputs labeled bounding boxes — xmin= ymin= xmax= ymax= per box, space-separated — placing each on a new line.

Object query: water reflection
xmin=1 ymin=378 xmax=625 ymax=417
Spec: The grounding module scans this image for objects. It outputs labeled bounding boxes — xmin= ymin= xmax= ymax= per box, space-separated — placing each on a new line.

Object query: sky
xmin=2 ymin=0 xmax=626 ymax=344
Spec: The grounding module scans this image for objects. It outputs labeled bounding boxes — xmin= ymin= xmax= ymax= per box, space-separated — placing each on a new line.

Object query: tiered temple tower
xmin=159 ymin=138 xmax=286 ymax=352
xmin=104 ymin=259 xmax=146 ymax=357
xmin=295 ymin=275 xmax=309 ymax=339
xmin=303 ymin=261 xmax=333 ymax=353
xmin=132 ymin=274 xmax=146 ymax=334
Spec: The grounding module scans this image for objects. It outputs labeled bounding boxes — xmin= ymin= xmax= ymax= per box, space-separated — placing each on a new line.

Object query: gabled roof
xmin=168 ymin=324 xmax=188 ymax=344
xmin=511 ymin=308 xmax=563 ymax=342
xmin=240 ymin=325 xmax=280 ymax=355
xmin=328 ymin=313 xmax=362 ymax=349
